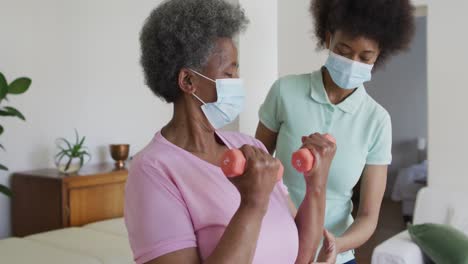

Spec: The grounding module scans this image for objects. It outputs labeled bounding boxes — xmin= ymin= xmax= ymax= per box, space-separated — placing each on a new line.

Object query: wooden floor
xmin=354 ymin=198 xmax=406 ymax=264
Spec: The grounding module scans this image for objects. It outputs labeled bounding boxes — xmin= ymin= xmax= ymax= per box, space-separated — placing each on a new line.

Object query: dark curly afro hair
xmin=140 ymin=0 xmax=249 ymax=103
xmin=311 ymin=0 xmax=415 ymax=66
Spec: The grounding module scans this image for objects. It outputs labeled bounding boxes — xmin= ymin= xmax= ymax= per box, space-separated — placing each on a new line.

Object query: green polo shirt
xmin=259 ymin=70 xmax=392 ymax=263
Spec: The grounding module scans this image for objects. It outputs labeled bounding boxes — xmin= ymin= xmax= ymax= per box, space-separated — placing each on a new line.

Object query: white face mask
xmin=324 ymin=37 xmax=374 ymax=89
xmin=190 ymin=69 xmax=245 ymax=129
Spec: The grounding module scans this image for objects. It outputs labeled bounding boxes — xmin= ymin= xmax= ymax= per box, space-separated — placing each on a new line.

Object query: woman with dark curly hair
xmin=125 ymin=0 xmax=337 ymax=263
xmin=256 ymin=0 xmax=415 ymax=263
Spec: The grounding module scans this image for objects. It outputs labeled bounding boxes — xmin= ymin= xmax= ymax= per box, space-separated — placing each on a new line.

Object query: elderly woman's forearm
xmin=204 ymin=203 xmax=267 ymax=264
xmin=294 ymin=187 xmax=326 ymax=264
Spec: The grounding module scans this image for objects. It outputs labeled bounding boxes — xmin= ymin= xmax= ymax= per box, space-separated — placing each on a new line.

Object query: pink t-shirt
xmin=124 ymin=131 xmax=299 ymax=264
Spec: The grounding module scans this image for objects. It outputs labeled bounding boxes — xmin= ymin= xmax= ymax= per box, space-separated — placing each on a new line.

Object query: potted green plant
xmin=0 ymin=72 xmax=31 ymax=197
xmin=55 ymin=129 xmax=91 ymax=174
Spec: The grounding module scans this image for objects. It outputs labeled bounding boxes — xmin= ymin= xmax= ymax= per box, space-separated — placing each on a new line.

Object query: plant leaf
xmin=55 ymin=152 xmax=68 ymax=167
xmin=78 ymin=150 xmax=89 ymax=155
xmin=54 ymin=149 xmax=66 ymax=158
xmin=0 ymin=73 xmax=7 ymax=101
xmin=71 ymin=145 xmax=80 ymax=156
xmin=55 ymin=145 xmax=68 ymax=153
xmin=8 ymin=77 xmax=31 ymax=95
xmin=74 ymin=129 xmax=79 ymax=145
xmin=78 ymin=152 xmax=91 ymax=159
xmin=0 ymin=143 xmax=5 ymax=151
xmin=4 ymin=106 xmax=25 ymax=121
xmin=0 ymin=163 xmax=8 ymax=171
xmin=0 ymin=124 xmax=3 ymax=135
xmin=79 ymin=136 xmax=86 ymax=148
xmin=63 ymin=150 xmax=73 ymax=157
xmin=64 ymin=156 xmax=73 ymax=171
xmin=56 ymin=138 xmax=72 ymax=150
xmin=82 ymin=152 xmax=92 ymax=164
xmin=0 ymin=109 xmax=14 ymax=117
xmin=0 ymin=184 xmax=12 ymax=197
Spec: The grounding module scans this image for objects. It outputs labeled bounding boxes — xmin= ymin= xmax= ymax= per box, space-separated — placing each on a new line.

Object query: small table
xmin=11 ymin=163 xmax=128 ymax=237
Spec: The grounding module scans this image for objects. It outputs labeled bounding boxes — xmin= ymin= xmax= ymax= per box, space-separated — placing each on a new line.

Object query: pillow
xmin=448 ymin=206 xmax=468 ymax=236
xmin=409 ymin=223 xmax=468 ymax=264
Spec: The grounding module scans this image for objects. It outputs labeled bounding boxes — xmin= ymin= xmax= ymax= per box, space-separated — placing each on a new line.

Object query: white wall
xmin=367 ymin=16 xmax=428 ymax=195
xmin=238 ymin=0 xmax=278 ymax=135
xmin=0 ymin=0 xmax=173 ymax=238
xmin=278 ymin=0 xmax=327 ymax=77
xmin=427 ymin=1 xmax=468 ymax=190
xmin=0 ymin=0 xmax=278 ymax=238
xmin=412 ymin=0 xmax=428 ymax=7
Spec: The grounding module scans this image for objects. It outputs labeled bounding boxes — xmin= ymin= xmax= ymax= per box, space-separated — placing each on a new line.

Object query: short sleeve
xmin=366 ymin=114 xmax=393 ymax=165
xmin=124 ymin=158 xmax=197 ymax=264
xmin=259 ymin=79 xmax=283 ymax=132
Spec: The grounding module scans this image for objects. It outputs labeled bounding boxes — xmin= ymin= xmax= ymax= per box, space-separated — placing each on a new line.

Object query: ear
xmin=325 ymin=31 xmax=332 ymax=50
xmin=178 ymin=68 xmax=197 ymax=94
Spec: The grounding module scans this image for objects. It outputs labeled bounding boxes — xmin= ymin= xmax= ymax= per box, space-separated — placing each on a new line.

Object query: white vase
xmin=56 ymin=157 xmax=83 ymax=174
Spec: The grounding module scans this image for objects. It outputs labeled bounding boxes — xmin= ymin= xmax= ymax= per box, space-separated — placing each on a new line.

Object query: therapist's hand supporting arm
xmin=334 ymin=165 xmax=387 ymax=254
xmin=294 ymin=134 xmax=337 ymax=264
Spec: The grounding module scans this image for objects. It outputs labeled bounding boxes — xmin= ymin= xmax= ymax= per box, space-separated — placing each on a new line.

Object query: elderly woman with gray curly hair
xmin=124 ymin=0 xmax=337 ymax=263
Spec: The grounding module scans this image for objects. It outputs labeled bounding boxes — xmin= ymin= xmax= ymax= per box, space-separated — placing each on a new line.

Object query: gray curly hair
xmin=140 ymin=0 xmax=249 ymax=103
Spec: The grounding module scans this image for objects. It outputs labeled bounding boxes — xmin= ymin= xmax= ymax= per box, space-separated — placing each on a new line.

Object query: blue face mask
xmin=190 ymin=70 xmax=245 ymax=129
xmin=324 ymin=43 xmax=374 ymax=89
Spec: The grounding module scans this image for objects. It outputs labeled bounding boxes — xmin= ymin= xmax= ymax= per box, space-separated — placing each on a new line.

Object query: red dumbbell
xmin=291 ymin=134 xmax=336 ymax=173
xmin=220 ymin=148 xmax=284 ymax=181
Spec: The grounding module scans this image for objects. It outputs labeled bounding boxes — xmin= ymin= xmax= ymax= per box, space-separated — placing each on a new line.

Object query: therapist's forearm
xmin=295 ymin=186 xmax=326 ymax=264
xmin=335 ymin=214 xmax=378 ymax=253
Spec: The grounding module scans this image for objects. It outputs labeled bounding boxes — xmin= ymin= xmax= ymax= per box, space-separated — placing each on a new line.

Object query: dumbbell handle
xmin=220 ymin=149 xmax=284 ymax=181
xmin=291 ymin=134 xmax=336 ymax=173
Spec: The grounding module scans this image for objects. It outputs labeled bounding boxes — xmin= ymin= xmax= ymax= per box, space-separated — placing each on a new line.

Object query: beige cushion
xmin=25 ymin=227 xmax=133 ymax=264
xmin=0 ymin=237 xmax=100 ymax=264
xmin=83 ymin=218 xmax=128 ymax=237
xmin=372 ymin=230 xmax=424 ymax=264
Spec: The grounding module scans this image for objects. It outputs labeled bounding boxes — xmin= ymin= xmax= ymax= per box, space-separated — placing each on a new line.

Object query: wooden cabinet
xmin=11 ymin=163 xmax=128 ymax=237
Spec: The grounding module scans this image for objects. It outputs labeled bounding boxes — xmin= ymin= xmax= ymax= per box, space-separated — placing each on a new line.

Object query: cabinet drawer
xmin=68 ymin=182 xmax=125 ymax=226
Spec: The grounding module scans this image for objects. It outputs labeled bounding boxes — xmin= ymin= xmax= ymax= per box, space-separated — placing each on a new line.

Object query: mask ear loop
xmin=188 ymin=69 xmax=215 ymax=105
xmin=192 ymin=92 xmax=206 ymax=105
xmin=190 ymin=69 xmax=216 ymax=83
